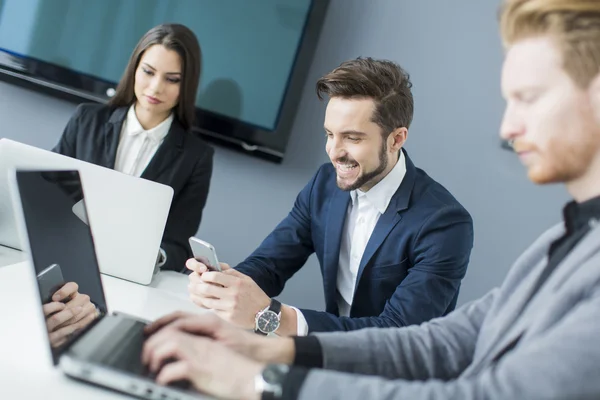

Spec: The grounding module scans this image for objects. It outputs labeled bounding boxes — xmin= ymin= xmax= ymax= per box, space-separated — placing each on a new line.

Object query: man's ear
xmin=589 ymin=72 xmax=600 ymax=124
xmin=388 ymin=127 xmax=408 ymax=152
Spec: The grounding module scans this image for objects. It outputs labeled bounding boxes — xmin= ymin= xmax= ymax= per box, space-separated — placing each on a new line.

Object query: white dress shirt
xmin=113 ymin=105 xmax=173 ymax=177
xmin=290 ymin=151 xmax=407 ymax=335
xmin=114 ymin=105 xmax=173 ymax=268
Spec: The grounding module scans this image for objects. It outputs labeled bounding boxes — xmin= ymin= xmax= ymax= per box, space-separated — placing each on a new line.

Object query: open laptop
xmin=0 ymin=139 xmax=173 ymax=284
xmin=10 ymin=169 xmax=204 ymax=400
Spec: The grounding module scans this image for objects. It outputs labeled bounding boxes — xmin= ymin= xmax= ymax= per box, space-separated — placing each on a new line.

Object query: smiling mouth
xmin=335 ymin=161 xmax=359 ymax=177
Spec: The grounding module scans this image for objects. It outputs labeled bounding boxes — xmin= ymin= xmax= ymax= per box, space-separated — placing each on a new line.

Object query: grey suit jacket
xmin=299 ymin=223 xmax=600 ymax=399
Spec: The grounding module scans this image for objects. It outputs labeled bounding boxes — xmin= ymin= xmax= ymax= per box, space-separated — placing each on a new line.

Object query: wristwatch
xmin=255 ymin=298 xmax=282 ymax=335
xmin=255 ymin=363 xmax=290 ymax=400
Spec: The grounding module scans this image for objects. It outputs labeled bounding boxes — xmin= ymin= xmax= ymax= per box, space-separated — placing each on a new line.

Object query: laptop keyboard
xmin=89 ymin=318 xmax=148 ymax=374
xmin=89 ymin=318 xmax=191 ymax=390
xmin=107 ymin=328 xmax=148 ymax=375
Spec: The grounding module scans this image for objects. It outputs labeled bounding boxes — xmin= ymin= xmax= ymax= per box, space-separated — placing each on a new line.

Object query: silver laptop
xmin=10 ymin=169 xmax=204 ymax=400
xmin=0 ymin=139 xmax=173 ymax=284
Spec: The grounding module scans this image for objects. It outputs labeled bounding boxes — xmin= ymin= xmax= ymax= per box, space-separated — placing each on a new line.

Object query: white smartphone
xmin=188 ymin=237 xmax=221 ymax=272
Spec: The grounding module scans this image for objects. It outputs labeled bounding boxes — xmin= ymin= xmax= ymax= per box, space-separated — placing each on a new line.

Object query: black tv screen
xmin=0 ymin=0 xmax=329 ymax=162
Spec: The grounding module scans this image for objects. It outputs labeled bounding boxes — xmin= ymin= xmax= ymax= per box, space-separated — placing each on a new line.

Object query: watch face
xmin=257 ymin=310 xmax=280 ymax=333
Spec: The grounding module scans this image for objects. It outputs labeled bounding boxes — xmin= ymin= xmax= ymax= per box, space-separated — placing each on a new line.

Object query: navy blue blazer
xmin=235 ymin=150 xmax=473 ymax=333
xmin=53 ymin=104 xmax=214 ymax=273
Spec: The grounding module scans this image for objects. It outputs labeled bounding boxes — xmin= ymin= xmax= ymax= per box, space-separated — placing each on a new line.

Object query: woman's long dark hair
xmin=108 ymin=24 xmax=202 ymax=131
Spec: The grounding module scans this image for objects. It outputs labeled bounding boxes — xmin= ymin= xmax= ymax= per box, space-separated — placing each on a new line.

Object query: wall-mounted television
xmin=0 ymin=0 xmax=329 ymax=162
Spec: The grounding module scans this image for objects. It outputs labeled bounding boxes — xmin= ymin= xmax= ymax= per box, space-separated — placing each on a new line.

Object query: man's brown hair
xmin=500 ymin=0 xmax=600 ymax=88
xmin=316 ymin=57 xmax=414 ymax=136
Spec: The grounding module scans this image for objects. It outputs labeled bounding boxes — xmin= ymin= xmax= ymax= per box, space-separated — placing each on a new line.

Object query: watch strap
xmin=262 ymin=392 xmax=276 ymax=400
xmin=269 ymin=298 xmax=281 ymax=315
xmin=255 ymin=328 xmax=268 ymax=336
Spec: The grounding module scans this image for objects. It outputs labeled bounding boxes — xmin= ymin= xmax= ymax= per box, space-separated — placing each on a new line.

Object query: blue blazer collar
xmin=389 ymin=148 xmax=417 ymax=213
xmin=322 ymin=148 xmax=417 ymax=313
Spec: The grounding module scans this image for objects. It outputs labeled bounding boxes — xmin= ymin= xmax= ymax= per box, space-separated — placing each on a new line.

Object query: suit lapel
xmin=465 ymin=256 xmax=547 ymax=374
xmin=323 ymin=188 xmax=350 ymax=313
xmin=354 ymin=209 xmax=404 ymax=290
xmin=466 ymin=226 xmax=564 ymax=365
xmin=353 ymin=149 xmax=416 ymax=292
xmin=473 ymin=224 xmax=600 ymax=372
xmin=141 ymin=119 xmax=185 ymax=182
xmin=102 ymin=107 xmax=128 ymax=169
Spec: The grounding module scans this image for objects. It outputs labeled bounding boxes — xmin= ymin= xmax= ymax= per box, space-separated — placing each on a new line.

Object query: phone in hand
xmin=188 ymin=237 xmax=221 ymax=272
xmin=37 ymin=263 xmax=66 ymax=304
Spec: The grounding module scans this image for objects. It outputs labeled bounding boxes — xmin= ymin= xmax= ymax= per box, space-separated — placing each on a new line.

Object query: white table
xmin=0 ymin=247 xmax=209 ymax=399
xmin=0 ymin=244 xmax=25 ymax=266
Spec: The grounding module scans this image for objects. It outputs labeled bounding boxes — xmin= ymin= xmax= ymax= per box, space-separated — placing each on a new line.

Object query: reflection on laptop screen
xmin=15 ymin=170 xmax=107 ymax=364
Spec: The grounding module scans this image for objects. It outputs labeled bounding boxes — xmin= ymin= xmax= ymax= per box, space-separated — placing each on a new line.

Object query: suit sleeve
xmin=160 ymin=146 xmax=214 ymax=272
xmin=234 ymin=169 xmax=322 ymax=297
xmin=281 ymin=291 xmax=495 ymax=400
xmin=52 ymin=104 xmax=86 ymax=156
xmin=288 ymin=288 xmax=600 ymax=400
xmin=300 ymin=205 xmax=474 ymax=332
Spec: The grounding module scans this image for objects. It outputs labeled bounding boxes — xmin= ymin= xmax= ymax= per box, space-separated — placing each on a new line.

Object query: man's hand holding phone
xmin=186 ymin=257 xmax=272 ymax=330
xmin=186 ymin=258 xmax=227 ymax=276
xmin=188 ymin=237 xmax=222 ymax=272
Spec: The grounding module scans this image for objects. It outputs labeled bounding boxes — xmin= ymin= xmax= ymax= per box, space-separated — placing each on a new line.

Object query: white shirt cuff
xmin=288 ymin=305 xmax=309 ymax=336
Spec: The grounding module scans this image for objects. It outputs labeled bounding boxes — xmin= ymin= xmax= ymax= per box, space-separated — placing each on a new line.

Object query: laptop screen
xmin=15 ymin=170 xmax=107 ymax=364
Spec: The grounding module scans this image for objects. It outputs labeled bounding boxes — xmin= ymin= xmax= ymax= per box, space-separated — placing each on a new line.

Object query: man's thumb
xmin=219 ymin=262 xmax=232 ymax=271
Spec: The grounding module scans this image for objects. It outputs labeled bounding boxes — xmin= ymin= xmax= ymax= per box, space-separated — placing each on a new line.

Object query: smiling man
xmin=187 ymin=57 xmax=474 ymax=336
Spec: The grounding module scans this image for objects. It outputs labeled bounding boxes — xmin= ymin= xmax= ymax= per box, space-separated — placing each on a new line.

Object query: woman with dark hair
xmin=53 ymin=24 xmax=213 ymax=273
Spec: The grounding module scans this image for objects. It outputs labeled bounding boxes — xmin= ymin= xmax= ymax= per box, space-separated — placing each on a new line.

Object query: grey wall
xmin=0 ymin=0 xmax=569 ymax=310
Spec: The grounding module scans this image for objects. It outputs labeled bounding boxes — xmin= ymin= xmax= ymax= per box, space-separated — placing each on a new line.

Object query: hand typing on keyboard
xmin=141 ymin=311 xmax=291 ymax=399
xmin=145 ymin=357 xmax=192 ymax=391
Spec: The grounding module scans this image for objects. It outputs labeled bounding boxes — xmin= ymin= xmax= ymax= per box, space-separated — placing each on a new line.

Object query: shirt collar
xmin=124 ymin=105 xmax=173 ymax=143
xmin=350 ymin=151 xmax=407 ymax=214
xmin=562 ymin=195 xmax=600 ymax=234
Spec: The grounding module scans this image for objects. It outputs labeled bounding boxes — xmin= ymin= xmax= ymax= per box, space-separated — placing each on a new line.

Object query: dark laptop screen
xmin=15 ymin=170 xmax=107 ymax=364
